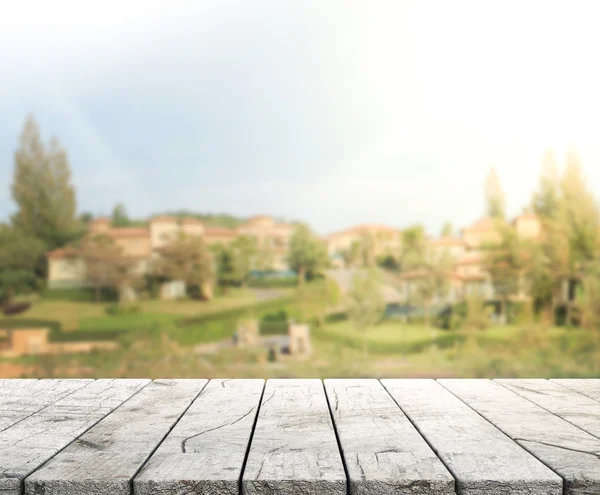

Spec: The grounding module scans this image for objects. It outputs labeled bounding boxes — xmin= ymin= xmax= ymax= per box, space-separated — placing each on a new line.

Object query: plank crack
xmin=515 ymin=438 xmax=600 ymax=459
xmin=181 ymin=407 xmax=255 ymax=453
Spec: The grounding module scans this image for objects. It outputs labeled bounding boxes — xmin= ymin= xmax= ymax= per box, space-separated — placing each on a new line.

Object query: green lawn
xmin=5 ymin=287 xmax=599 ymax=379
xmin=10 ymin=288 xmax=261 ymax=332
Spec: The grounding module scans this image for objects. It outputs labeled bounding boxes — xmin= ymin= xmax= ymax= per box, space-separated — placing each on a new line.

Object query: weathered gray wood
xmin=382 ymin=379 xmax=562 ymax=495
xmin=0 ymin=379 xmax=91 ymax=432
xmin=0 ymin=379 xmax=149 ymax=495
xmin=550 ymin=378 xmax=600 ymax=402
xmin=497 ymin=378 xmax=600 ymax=439
xmin=324 ymin=379 xmax=455 ymax=495
xmin=26 ymin=379 xmax=206 ymax=495
xmin=441 ymin=378 xmax=600 ymax=495
xmin=242 ymin=379 xmax=346 ymax=495
xmin=0 ymin=380 xmax=38 ymax=398
xmin=134 ymin=379 xmax=264 ymax=495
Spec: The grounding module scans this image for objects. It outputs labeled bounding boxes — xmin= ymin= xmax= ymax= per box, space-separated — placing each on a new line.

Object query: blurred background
xmin=1 ymin=1 xmax=599 ymax=378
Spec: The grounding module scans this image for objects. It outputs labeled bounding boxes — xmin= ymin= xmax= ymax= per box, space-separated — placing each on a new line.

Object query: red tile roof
xmin=46 ymin=247 xmax=79 ymax=260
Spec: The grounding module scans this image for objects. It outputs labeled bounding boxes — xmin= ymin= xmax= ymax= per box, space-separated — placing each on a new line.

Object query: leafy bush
xmin=42 ymin=287 xmax=118 ymax=302
xmin=260 ymin=321 xmax=289 ymax=335
xmin=178 ymin=297 xmax=295 ymax=327
xmin=0 ymin=318 xmax=62 ymax=333
xmin=1 ymin=301 xmax=32 ymax=316
xmin=105 ymin=303 xmax=142 ymax=316
xmin=508 ymin=301 xmax=534 ymax=325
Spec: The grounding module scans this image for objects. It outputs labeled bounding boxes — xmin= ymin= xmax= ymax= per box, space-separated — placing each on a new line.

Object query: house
xmin=236 ymin=215 xmax=296 ymax=271
xmin=326 ymin=224 xmax=402 ymax=264
xmin=397 ymin=213 xmax=543 ymax=307
xmin=461 ymin=217 xmax=502 ymax=251
xmin=46 ymin=214 xmax=296 ymax=290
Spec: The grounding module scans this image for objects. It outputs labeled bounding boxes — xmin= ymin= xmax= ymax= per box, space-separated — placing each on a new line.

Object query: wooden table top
xmin=0 ymin=378 xmax=598 ymax=495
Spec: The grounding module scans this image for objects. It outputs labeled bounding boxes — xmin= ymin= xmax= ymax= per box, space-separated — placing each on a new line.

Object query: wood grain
xmin=441 ymin=378 xmax=600 ymax=495
xmin=383 ymin=379 xmax=562 ymax=495
xmin=0 ymin=379 xmax=149 ymax=495
xmin=324 ymin=379 xmax=455 ymax=495
xmin=242 ymin=379 xmax=346 ymax=495
xmin=134 ymin=379 xmax=263 ymax=495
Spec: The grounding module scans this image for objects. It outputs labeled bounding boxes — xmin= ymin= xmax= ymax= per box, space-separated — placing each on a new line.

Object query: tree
xmin=230 ymin=235 xmax=259 ymax=284
xmin=287 ymin=224 xmax=328 ymax=284
xmin=576 ymin=262 xmax=600 ymax=373
xmin=342 ymin=240 xmax=363 ymax=268
xmin=483 ymin=223 xmax=528 ymax=324
xmin=79 ymin=212 xmax=94 ymax=224
xmin=79 ymin=233 xmax=139 ymax=302
xmin=342 ymin=234 xmax=376 ymax=268
xmin=558 ymin=148 xmax=599 ymax=325
xmin=440 ymin=222 xmax=454 ymax=237
xmin=346 ymin=269 xmax=386 ymax=358
xmin=151 ymin=232 xmax=214 ymax=299
xmin=111 ymin=202 xmax=131 ymax=227
xmin=404 ymin=249 xmax=453 ymax=327
xmin=400 ymin=224 xmax=427 ymax=270
xmin=296 ymin=278 xmax=341 ymax=326
xmin=11 ymin=115 xmax=79 ymax=250
xmin=213 ymin=244 xmax=236 ymax=292
xmin=359 ymin=232 xmax=376 ymax=267
xmin=0 ymin=227 xmax=47 ymax=301
xmin=485 ymin=167 xmax=506 ymax=220
xmin=532 ymin=150 xmax=560 ymax=219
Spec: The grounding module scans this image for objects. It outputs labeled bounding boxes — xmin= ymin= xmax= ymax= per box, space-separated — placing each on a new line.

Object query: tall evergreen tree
xmin=484 ymin=167 xmax=506 ymax=220
xmin=532 ymin=150 xmax=560 ymax=219
xmin=11 ymin=115 xmax=79 ymax=250
xmin=111 ymin=202 xmax=131 ymax=227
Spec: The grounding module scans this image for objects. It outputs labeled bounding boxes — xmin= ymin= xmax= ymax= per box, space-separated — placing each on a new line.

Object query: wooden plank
xmin=0 ymin=378 xmax=149 ymax=495
xmin=242 ymin=379 xmax=346 ymax=495
xmin=26 ymin=379 xmax=206 ymax=495
xmin=441 ymin=378 xmax=600 ymax=495
xmin=382 ymin=379 xmax=562 ymax=495
xmin=324 ymin=379 xmax=455 ymax=495
xmin=0 ymin=379 xmax=91 ymax=432
xmin=497 ymin=378 xmax=600 ymax=439
xmin=550 ymin=379 xmax=600 ymax=402
xmin=0 ymin=380 xmax=38 ymax=399
xmin=134 ymin=379 xmax=264 ymax=495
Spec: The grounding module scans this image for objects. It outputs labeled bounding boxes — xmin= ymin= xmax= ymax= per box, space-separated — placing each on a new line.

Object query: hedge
xmin=42 ymin=287 xmax=118 ymax=302
xmin=0 ymin=318 xmax=62 ymax=333
xmin=247 ymin=278 xmax=298 ymax=289
xmin=0 ymin=318 xmax=124 ymax=343
xmin=178 ymin=296 xmax=296 ymax=327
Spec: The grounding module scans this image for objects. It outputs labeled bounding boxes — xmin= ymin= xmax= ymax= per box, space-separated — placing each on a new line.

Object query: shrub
xmin=0 ymin=318 xmax=62 ymax=333
xmin=42 ymin=287 xmax=118 ymax=302
xmin=1 ymin=301 xmax=32 ymax=316
xmin=105 ymin=303 xmax=142 ymax=316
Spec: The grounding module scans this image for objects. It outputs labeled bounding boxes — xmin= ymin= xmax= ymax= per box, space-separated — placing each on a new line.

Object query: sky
xmin=2 ymin=0 xmax=600 ymax=236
